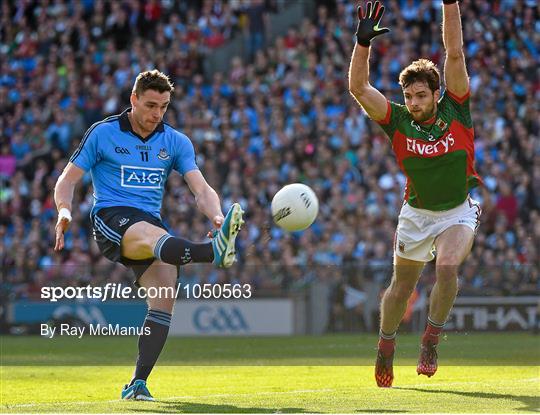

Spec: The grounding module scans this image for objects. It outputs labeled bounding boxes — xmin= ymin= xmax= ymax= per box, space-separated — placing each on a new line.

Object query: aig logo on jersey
xmin=121 ymin=165 xmax=165 ymax=189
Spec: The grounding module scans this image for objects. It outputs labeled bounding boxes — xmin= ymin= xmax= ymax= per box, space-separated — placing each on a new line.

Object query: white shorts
xmin=395 ymin=196 xmax=481 ymax=263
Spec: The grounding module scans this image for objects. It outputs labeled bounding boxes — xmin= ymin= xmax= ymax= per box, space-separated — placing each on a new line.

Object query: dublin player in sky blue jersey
xmin=54 ymin=70 xmax=244 ymax=400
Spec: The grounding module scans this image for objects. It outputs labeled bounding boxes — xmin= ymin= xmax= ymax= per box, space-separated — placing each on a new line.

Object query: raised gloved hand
xmin=355 ymin=1 xmax=390 ymax=47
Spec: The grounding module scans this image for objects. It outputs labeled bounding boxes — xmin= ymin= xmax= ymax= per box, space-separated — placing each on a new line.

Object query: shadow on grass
xmin=130 ymin=401 xmax=307 ymax=413
xmin=394 ymin=387 xmax=540 ymax=413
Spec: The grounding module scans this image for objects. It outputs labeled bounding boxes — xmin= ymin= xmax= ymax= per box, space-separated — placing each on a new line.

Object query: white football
xmin=271 ymin=183 xmax=319 ymax=231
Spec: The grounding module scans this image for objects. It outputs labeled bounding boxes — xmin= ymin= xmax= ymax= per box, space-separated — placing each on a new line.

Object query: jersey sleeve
xmin=376 ymin=100 xmax=410 ymax=141
xmin=69 ymin=123 xmax=102 ymax=171
xmin=174 ymin=133 xmax=199 ymax=175
xmin=441 ymin=89 xmax=473 ymax=129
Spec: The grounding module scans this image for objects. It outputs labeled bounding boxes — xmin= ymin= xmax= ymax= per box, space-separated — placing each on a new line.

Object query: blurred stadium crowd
xmin=1 ymin=0 xmax=538 ymax=308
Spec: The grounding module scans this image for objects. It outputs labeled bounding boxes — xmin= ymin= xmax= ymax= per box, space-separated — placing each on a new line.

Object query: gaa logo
xmin=193 ymin=306 xmax=249 ymax=333
xmin=115 ymin=146 xmax=130 ymax=155
xmin=121 ymin=165 xmax=165 ymax=189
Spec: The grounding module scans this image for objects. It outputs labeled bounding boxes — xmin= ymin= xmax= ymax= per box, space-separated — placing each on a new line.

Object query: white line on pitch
xmin=161 ymin=388 xmax=335 ymax=401
xmin=4 ymin=378 xmax=538 ymax=409
xmin=2 ymin=388 xmax=334 ymax=408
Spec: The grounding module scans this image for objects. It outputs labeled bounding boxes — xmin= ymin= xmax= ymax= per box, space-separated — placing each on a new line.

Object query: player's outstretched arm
xmin=53 ymin=162 xmax=85 ymax=251
xmin=442 ymin=1 xmax=469 ymax=97
xmin=348 ymin=1 xmax=390 ymax=122
xmin=184 ymin=170 xmax=225 ymax=229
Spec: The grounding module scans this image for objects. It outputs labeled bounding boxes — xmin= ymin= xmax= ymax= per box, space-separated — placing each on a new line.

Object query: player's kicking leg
xmin=376 ymin=255 xmax=424 ymax=387
xmin=116 ymin=204 xmax=244 ymax=399
xmin=123 ymin=203 xmax=245 ymax=269
xmin=121 ymin=260 xmax=177 ymax=401
xmin=417 ymin=225 xmax=475 ymax=377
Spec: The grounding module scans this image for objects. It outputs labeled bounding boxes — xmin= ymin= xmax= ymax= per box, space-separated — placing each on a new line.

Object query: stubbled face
xmin=130 ymin=89 xmax=170 ymax=135
xmin=403 ymin=81 xmax=440 ymax=123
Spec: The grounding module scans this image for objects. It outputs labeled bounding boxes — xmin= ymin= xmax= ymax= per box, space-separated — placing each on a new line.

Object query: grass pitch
xmin=1 ymin=333 xmax=539 ymax=413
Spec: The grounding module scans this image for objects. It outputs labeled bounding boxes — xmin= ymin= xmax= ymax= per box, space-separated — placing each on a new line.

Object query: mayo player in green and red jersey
xmin=349 ymin=1 xmax=483 ymax=387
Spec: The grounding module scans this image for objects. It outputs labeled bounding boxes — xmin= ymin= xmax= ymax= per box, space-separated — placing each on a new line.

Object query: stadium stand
xmin=1 ymin=0 xmax=538 ymax=320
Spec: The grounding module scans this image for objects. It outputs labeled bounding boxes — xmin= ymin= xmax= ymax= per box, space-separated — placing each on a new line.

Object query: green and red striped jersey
xmin=377 ymin=90 xmax=482 ymax=211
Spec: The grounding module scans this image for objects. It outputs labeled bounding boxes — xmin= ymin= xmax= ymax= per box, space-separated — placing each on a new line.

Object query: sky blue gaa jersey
xmin=70 ymin=108 xmax=198 ymax=219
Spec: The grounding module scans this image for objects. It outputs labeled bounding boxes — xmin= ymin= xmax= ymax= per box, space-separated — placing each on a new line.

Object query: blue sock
xmin=131 ymin=309 xmax=172 ymax=384
xmin=154 ymin=235 xmax=213 ymax=265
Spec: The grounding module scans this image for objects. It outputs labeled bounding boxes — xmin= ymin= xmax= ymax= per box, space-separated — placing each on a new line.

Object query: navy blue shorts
xmin=91 ymin=206 xmax=170 ymax=283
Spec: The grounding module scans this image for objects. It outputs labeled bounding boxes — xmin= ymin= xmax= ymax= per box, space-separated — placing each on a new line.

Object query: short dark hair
xmin=133 ymin=70 xmax=174 ymax=96
xmin=398 ymin=59 xmax=440 ymax=92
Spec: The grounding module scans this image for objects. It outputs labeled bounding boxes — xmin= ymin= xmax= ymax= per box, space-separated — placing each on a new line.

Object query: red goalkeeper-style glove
xmin=355 ymin=1 xmax=390 ymax=47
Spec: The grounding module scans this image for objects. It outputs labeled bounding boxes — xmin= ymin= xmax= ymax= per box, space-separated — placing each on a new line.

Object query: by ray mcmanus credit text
xmin=41 ymin=323 xmax=151 ymax=339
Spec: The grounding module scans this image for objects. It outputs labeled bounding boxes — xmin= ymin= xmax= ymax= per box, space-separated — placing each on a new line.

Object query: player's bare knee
xmin=435 ymin=263 xmax=459 ymax=283
xmin=122 ymin=222 xmax=168 ymax=259
xmin=390 ymin=266 xmax=421 ymax=301
xmin=436 ymin=251 xmax=462 ymax=267
xmin=122 ymin=239 xmax=154 ymax=259
xmin=389 ymin=279 xmax=416 ymax=302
